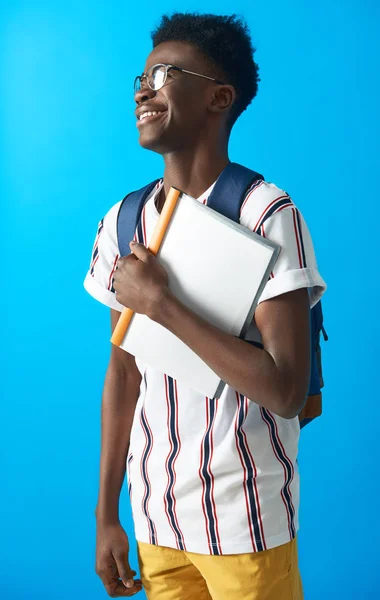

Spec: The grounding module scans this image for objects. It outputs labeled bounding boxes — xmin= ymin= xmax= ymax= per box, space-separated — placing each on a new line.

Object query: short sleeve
xmin=83 ymin=200 xmax=125 ymax=312
xmin=239 ymin=182 xmax=327 ymax=308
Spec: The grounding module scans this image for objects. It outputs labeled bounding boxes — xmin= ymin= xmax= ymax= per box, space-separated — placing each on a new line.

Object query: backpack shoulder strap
xmin=206 ymin=162 xmax=264 ymax=220
xmin=117 ymin=179 xmax=161 ymax=257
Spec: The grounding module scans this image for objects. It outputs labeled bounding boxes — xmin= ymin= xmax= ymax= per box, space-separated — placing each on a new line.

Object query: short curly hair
xmin=151 ymin=12 xmax=260 ymax=128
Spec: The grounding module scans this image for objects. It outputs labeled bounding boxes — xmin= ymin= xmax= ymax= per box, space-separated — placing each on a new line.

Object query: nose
xmin=134 ymin=85 xmax=157 ymax=105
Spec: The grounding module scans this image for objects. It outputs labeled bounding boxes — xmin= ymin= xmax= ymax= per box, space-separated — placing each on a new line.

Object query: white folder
xmin=120 ymin=192 xmax=280 ymax=398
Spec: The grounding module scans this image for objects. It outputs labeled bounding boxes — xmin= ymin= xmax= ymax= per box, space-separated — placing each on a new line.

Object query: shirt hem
xmin=83 ymin=272 xmax=124 ymax=312
xmin=258 ymin=267 xmax=326 ymax=308
xmin=134 ymin=526 xmax=299 ymax=556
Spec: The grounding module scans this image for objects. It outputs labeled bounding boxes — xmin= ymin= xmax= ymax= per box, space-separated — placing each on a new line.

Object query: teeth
xmin=139 ymin=111 xmax=161 ymax=121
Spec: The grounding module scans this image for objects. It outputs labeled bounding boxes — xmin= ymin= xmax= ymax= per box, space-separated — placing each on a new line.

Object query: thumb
xmin=129 ymin=241 xmax=152 ymax=263
xmin=113 ymin=552 xmax=136 ymax=589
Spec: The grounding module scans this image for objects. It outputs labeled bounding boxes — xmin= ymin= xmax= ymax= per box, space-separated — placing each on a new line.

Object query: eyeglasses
xmin=134 ymin=63 xmax=225 ymax=95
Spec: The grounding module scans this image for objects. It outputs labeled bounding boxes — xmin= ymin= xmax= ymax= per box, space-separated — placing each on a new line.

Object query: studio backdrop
xmin=2 ymin=1 xmax=379 ymax=599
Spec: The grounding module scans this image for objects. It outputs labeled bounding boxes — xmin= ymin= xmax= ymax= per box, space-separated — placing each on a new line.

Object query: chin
xmin=138 ymin=134 xmax=163 ymax=153
xmin=138 ymin=131 xmax=178 ymax=155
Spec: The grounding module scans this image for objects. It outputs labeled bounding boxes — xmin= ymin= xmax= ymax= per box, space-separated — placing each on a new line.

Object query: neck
xmin=161 ymin=142 xmax=230 ymax=201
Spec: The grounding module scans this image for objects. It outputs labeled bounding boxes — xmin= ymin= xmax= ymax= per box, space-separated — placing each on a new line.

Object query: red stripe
xmin=198 ymin=401 xmax=213 ymax=550
xmin=90 ymin=254 xmax=99 ymax=276
xmin=90 ymin=221 xmax=104 ymax=266
xmin=253 ymin=195 xmax=289 ymax=232
xmin=90 ymin=241 xmax=100 ymax=269
xmin=163 ymin=376 xmax=177 ymax=545
xmin=142 ymin=205 xmax=147 ymax=246
xmin=163 ymin=377 xmax=186 ymax=550
xmin=172 ymin=380 xmax=187 ymax=549
xmin=144 ymin=411 xmax=158 ymax=543
xmin=208 ymin=400 xmax=222 ymax=550
xmin=260 ymin=408 xmax=293 ymax=538
xmin=292 ymin=208 xmax=304 ymax=268
xmin=273 ymin=202 xmax=293 ymax=214
xmin=242 ymin=397 xmax=266 ymax=550
xmin=268 ymin=410 xmax=295 ymax=515
xmin=240 ymin=180 xmax=266 ymax=213
xmin=261 ymin=223 xmax=274 ymax=279
xmin=107 ymin=254 xmax=119 ymax=290
xmin=127 ymin=454 xmax=133 ymax=498
xmin=234 ymin=393 xmax=257 ymax=551
xmin=139 ymin=412 xmax=152 ymax=542
xmin=234 ymin=394 xmax=266 ymax=551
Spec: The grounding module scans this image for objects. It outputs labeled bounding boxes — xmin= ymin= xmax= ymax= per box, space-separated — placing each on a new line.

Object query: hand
xmin=95 ymin=522 xmax=142 ymax=597
xmin=113 ymin=242 xmax=171 ymax=319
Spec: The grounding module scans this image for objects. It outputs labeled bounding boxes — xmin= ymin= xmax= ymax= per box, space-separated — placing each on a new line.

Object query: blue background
xmin=1 ymin=1 xmax=379 ymax=598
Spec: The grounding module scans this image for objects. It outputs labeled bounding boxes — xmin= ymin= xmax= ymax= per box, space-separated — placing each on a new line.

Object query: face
xmin=134 ymin=41 xmax=232 ymax=154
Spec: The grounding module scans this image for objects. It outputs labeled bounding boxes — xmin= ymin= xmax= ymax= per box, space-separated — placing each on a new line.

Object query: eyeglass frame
xmin=134 ymin=63 xmax=226 ymax=95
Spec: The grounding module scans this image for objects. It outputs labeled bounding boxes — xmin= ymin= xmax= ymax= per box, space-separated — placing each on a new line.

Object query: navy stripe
xmin=255 ymin=197 xmax=292 ymax=232
xmin=137 ymin=219 xmax=144 ymax=245
xmin=127 ymin=455 xmax=133 ymax=497
xmin=97 ymin=219 xmax=104 ymax=234
xmin=244 ymin=178 xmax=264 ymax=199
xmin=90 ymin=246 xmax=99 ymax=274
xmin=236 ymin=394 xmax=264 ymax=551
xmin=90 ymin=219 xmax=104 ymax=272
xmin=165 ymin=377 xmax=185 ymax=550
xmin=295 ymin=209 xmax=307 ymax=268
xmin=201 ymin=399 xmax=220 ymax=555
xmin=140 ymin=408 xmax=157 ymax=544
xmin=261 ymin=408 xmax=295 ymax=537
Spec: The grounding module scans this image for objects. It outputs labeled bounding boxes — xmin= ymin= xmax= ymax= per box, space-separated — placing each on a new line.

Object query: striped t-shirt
xmin=84 ymin=177 xmax=326 ymax=555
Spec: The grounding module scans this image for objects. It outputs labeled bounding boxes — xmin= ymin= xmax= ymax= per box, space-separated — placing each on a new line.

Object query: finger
xmin=113 ymin=553 xmax=138 ymax=589
xmin=105 ymin=579 xmax=143 ymax=597
xmin=129 ymin=241 xmax=152 ymax=263
xmin=101 ymin=566 xmax=142 ymax=597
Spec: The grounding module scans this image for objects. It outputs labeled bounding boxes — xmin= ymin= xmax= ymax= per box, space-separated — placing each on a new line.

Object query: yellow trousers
xmin=137 ymin=537 xmax=303 ymax=600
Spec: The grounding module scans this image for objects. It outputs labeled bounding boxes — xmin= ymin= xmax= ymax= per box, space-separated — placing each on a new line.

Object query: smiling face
xmin=134 ymin=41 xmax=234 ymax=155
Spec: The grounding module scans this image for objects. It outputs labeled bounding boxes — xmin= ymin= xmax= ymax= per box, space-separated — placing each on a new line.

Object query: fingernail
xmin=125 ymin=579 xmax=134 ymax=588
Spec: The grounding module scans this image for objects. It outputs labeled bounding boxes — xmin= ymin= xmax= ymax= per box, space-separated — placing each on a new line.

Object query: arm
xmin=154 ymin=287 xmax=310 ymax=419
xmin=95 ymin=308 xmax=142 ymax=526
xmin=114 ymin=242 xmax=311 ymax=419
xmin=113 ymin=180 xmax=327 ymax=421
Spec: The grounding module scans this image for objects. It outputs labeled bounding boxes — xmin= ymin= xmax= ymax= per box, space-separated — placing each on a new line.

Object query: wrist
xmin=149 ymin=287 xmax=177 ymax=324
xmin=95 ymin=505 xmax=120 ymax=526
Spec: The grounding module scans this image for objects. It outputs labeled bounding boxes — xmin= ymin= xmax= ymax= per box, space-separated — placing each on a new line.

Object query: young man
xmin=84 ymin=13 xmax=326 ymax=600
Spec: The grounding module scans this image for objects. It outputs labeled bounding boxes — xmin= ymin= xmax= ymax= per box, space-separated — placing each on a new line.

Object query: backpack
xmin=116 ymin=162 xmax=327 ymax=428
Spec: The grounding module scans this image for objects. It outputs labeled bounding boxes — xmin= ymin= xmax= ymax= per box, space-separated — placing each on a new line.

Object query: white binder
xmin=120 ymin=192 xmax=280 ymax=398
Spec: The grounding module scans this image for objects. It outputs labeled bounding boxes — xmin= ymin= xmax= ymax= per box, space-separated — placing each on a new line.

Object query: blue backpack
xmin=116 ymin=163 xmax=327 ymax=428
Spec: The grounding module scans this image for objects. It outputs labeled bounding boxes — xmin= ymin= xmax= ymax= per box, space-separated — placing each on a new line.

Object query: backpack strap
xmin=206 ymin=162 xmax=264 ymax=219
xmin=117 ymin=179 xmax=161 ymax=257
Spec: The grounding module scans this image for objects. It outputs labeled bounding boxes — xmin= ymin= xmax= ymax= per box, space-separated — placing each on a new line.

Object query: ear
xmin=208 ymin=84 xmax=236 ymax=115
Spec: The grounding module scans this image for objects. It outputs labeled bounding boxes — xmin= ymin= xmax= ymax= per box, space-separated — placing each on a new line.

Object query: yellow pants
xmin=137 ymin=537 xmax=303 ymax=600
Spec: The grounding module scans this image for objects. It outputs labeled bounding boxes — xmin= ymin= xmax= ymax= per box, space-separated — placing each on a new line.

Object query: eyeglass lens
xmin=135 ymin=65 xmax=167 ymax=93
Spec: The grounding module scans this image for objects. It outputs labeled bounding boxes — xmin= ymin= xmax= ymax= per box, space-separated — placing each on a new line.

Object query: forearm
xmin=154 ymin=293 xmax=303 ymax=418
xmin=95 ymin=365 xmax=141 ymax=525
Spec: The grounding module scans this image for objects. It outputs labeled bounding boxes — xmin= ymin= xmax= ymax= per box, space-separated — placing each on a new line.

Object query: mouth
xmin=136 ymin=110 xmax=166 ymax=128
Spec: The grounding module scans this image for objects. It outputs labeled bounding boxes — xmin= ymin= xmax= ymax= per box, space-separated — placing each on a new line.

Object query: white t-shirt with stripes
xmin=84 ymin=177 xmax=326 ymax=555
